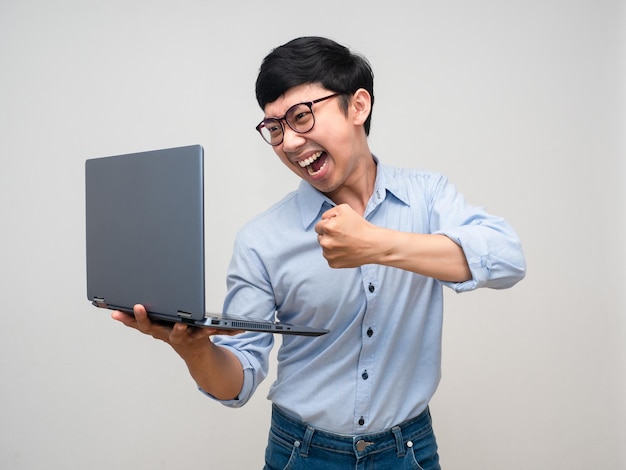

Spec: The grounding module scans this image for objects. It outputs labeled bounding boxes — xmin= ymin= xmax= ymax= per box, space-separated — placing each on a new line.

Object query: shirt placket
xmin=353 ymin=264 xmax=379 ymax=431
xmin=353 ymin=188 xmax=384 ymax=431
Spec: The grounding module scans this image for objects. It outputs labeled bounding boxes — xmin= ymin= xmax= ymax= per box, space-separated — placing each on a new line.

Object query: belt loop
xmin=392 ymin=425 xmax=405 ymax=457
xmin=299 ymin=425 xmax=315 ymax=457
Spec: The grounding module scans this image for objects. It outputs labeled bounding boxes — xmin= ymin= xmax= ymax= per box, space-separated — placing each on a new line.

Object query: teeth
xmin=298 ymin=151 xmax=323 ymax=168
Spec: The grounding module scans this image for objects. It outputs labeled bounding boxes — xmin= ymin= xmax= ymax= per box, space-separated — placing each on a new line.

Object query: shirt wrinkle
xmin=209 ymin=158 xmax=526 ymax=434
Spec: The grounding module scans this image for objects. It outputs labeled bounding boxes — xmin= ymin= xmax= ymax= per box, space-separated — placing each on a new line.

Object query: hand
xmin=111 ymin=305 xmax=240 ymax=354
xmin=314 ymin=204 xmax=383 ymax=268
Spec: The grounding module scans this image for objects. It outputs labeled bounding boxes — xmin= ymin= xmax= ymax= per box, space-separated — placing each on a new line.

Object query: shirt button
xmin=362 ymin=370 xmax=369 ymax=380
xmin=358 ymin=417 xmax=365 ymax=426
xmin=367 ymin=328 xmax=373 ymax=337
xmin=368 ymin=283 xmax=375 ymax=293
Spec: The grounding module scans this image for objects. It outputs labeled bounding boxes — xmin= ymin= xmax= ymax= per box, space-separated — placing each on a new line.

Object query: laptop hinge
xmin=177 ymin=310 xmax=193 ymax=319
xmin=92 ymin=297 xmax=108 ymax=308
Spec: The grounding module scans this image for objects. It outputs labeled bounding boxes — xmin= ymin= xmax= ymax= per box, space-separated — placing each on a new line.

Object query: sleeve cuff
xmin=196 ymin=347 xmax=256 ymax=408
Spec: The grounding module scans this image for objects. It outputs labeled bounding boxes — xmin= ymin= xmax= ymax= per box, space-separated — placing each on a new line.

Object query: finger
xmin=170 ymin=322 xmax=218 ymax=341
xmin=315 ymin=214 xmax=338 ymax=236
xmin=168 ymin=324 xmax=242 ymax=345
xmin=321 ymin=207 xmax=338 ymax=220
xmin=133 ymin=304 xmax=153 ymax=332
xmin=111 ymin=310 xmax=138 ymax=328
xmin=314 ymin=219 xmax=326 ymax=236
xmin=187 ymin=327 xmax=245 ymax=339
xmin=169 ymin=322 xmax=191 ymax=344
xmin=187 ymin=325 xmax=217 ymax=340
xmin=223 ymin=329 xmax=246 ymax=336
xmin=188 ymin=326 xmax=244 ymax=338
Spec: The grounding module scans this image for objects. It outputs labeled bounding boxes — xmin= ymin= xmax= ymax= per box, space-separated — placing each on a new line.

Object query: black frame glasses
xmin=255 ymin=93 xmax=341 ymax=146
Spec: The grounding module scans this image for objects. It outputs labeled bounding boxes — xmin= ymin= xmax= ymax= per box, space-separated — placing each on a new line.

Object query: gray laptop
xmin=85 ymin=144 xmax=328 ymax=337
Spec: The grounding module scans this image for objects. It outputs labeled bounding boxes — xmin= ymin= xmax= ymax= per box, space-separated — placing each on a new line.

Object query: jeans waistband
xmin=270 ymin=404 xmax=433 ymax=458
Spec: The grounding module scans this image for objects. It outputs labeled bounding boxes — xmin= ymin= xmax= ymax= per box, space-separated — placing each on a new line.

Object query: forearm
xmin=175 ymin=340 xmax=244 ymax=401
xmin=373 ymin=228 xmax=471 ymax=283
xmin=112 ymin=306 xmax=246 ymax=400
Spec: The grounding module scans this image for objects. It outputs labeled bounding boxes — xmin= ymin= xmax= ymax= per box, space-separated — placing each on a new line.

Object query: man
xmin=113 ymin=36 xmax=526 ymax=469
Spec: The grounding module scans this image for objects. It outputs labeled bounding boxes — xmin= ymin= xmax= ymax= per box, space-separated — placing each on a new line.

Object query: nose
xmin=281 ymin=125 xmax=306 ymax=153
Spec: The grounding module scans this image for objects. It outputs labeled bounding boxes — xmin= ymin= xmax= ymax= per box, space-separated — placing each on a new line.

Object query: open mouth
xmin=298 ymin=151 xmax=328 ymax=176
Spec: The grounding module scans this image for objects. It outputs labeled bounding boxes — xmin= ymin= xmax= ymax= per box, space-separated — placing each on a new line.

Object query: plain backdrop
xmin=1 ymin=1 xmax=624 ymax=468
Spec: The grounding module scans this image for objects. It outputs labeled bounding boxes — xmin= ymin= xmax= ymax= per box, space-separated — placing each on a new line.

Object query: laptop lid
xmin=86 ymin=145 xmax=206 ymax=320
xmin=85 ymin=145 xmax=328 ymax=337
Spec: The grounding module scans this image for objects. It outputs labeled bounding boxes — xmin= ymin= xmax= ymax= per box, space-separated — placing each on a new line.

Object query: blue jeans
xmin=264 ymin=404 xmax=441 ymax=469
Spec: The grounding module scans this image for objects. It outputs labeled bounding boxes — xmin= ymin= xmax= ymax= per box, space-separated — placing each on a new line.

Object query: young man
xmin=113 ymin=37 xmax=526 ymax=469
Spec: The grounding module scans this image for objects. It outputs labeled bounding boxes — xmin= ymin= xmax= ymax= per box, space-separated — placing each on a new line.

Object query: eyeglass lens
xmin=258 ymin=102 xmax=315 ymax=145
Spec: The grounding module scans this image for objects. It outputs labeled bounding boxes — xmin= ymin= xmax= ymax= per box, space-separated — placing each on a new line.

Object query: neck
xmin=325 ymin=154 xmax=377 ymax=216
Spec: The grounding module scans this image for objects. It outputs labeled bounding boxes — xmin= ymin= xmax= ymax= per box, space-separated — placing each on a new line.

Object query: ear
xmin=350 ymin=88 xmax=372 ymax=127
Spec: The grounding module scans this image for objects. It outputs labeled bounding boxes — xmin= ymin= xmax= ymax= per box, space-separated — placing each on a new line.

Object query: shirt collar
xmin=297 ymin=180 xmax=334 ymax=229
xmin=296 ymin=156 xmax=410 ymax=229
xmin=372 ymin=160 xmax=411 ymax=207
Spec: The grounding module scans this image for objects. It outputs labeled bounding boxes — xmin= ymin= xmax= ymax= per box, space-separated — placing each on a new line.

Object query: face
xmin=261 ymin=83 xmax=371 ymax=197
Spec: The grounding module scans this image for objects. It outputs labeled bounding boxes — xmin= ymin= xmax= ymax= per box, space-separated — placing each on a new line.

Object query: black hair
xmin=255 ymin=36 xmax=374 ymax=135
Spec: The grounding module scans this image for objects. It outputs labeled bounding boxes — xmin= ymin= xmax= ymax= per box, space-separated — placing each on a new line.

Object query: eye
xmin=288 ymin=107 xmax=313 ymax=130
xmin=264 ymin=121 xmax=281 ymax=134
xmin=293 ymin=110 xmax=311 ymax=122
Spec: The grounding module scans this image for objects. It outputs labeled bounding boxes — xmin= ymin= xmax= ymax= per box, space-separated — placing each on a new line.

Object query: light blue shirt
xmin=208 ymin=160 xmax=526 ymax=434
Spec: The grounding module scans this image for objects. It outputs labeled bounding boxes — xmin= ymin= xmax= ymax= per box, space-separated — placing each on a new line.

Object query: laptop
xmin=85 ymin=144 xmax=328 ymax=337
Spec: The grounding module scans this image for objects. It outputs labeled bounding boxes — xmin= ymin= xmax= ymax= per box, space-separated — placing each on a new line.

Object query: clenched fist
xmin=314 ymin=204 xmax=385 ymax=268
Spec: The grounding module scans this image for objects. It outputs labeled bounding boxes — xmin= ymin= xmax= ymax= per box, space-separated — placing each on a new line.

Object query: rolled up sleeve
xmin=428 ymin=174 xmax=527 ymax=292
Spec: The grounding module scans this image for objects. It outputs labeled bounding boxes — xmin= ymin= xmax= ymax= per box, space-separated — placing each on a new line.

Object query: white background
xmin=1 ymin=1 xmax=624 ymax=468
